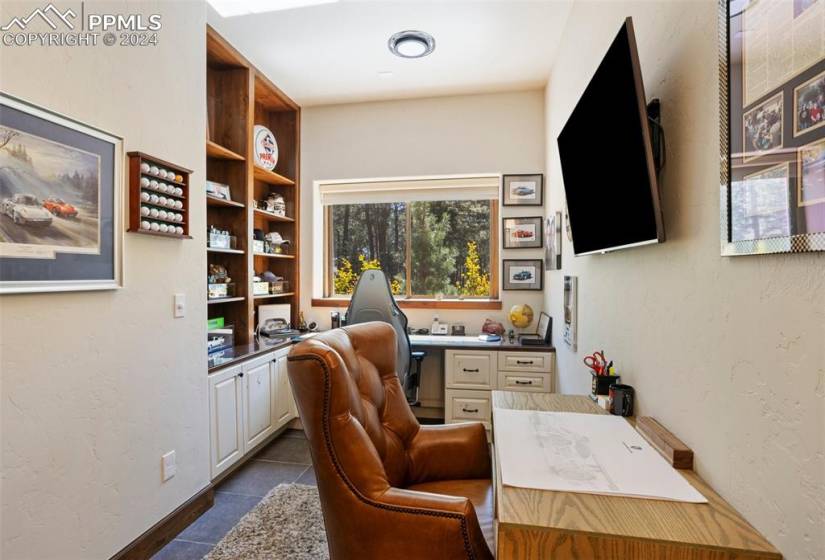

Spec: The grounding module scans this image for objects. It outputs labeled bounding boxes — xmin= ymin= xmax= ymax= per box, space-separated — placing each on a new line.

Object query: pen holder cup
xmin=591 ymin=371 xmax=621 ymax=396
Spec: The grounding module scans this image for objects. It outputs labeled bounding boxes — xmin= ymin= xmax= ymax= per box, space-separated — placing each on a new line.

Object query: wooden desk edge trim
xmin=495 ymin=523 xmax=783 ymax=560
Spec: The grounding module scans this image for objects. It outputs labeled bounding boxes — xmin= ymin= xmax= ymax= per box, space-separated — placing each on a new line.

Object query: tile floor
xmin=152 ymin=429 xmax=315 ymax=560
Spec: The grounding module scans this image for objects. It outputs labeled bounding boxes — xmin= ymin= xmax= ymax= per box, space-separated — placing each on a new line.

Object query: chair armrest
xmin=376 ymin=487 xmax=491 ymax=559
xmin=406 ymin=423 xmax=491 ymax=484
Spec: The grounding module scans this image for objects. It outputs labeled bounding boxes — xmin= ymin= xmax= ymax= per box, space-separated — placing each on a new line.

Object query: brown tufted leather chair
xmin=287 ymin=322 xmax=494 ymax=560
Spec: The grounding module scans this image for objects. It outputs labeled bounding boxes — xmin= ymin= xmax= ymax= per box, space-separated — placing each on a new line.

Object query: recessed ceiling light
xmin=208 ymin=0 xmax=338 ymax=17
xmin=388 ymin=30 xmax=435 ymax=59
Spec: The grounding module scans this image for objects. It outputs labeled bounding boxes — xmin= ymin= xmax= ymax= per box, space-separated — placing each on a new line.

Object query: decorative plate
xmin=253 ymin=125 xmax=278 ymax=170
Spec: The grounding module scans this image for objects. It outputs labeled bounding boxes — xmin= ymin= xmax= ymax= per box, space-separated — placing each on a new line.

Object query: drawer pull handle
xmin=462 ymin=368 xmax=480 ymax=373
xmin=515 ymin=380 xmax=533 ymax=385
xmin=462 ymin=407 xmax=479 ymax=413
xmin=516 ymin=360 xmax=534 ymax=365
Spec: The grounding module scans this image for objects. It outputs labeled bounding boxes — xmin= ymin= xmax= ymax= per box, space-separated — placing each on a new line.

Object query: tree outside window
xmin=329 ymin=200 xmax=494 ymax=298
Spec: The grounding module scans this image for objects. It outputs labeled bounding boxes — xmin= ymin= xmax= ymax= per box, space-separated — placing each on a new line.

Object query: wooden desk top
xmin=409 ymin=334 xmax=554 ymax=352
xmin=492 ymin=391 xmax=781 ymax=559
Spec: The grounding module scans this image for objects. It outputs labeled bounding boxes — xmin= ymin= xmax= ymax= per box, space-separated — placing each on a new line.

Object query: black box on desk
xmin=591 ymin=371 xmax=621 ymax=396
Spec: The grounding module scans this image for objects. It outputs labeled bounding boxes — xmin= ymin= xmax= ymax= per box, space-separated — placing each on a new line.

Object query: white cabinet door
xmin=244 ymin=355 xmax=277 ymax=451
xmin=209 ymin=365 xmax=245 ymax=479
xmin=274 ymin=355 xmax=293 ymax=428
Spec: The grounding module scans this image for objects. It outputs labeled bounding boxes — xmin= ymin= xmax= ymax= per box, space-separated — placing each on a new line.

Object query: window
xmin=320 ymin=176 xmax=499 ymax=300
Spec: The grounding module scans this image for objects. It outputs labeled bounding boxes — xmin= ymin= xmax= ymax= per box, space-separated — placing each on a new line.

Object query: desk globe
xmin=508 ymin=304 xmax=534 ymax=329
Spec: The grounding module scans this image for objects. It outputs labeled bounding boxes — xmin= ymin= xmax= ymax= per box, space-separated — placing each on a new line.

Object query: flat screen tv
xmin=557 ymin=17 xmax=664 ymax=256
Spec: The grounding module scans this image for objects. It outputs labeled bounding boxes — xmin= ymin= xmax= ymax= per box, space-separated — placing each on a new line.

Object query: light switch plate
xmin=174 ymin=293 xmax=185 ymax=318
xmin=162 ymin=450 xmax=176 ymax=481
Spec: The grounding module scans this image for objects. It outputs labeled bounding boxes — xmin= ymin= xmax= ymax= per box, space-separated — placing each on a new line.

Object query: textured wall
xmin=0 ymin=2 xmax=209 ymax=558
xmin=543 ymin=2 xmax=825 ymax=559
xmin=299 ymin=90 xmax=547 ymax=332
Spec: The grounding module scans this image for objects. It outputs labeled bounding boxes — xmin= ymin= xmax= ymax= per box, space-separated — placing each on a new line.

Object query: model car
xmin=2 ymin=194 xmax=53 ymax=226
xmin=513 ymin=270 xmax=533 ymax=281
xmin=512 ymin=185 xmax=535 ymax=196
xmin=43 ymin=197 xmax=78 ymax=218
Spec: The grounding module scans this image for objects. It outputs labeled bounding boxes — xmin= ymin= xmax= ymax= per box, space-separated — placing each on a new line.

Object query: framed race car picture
xmin=0 ymin=93 xmax=123 ymax=294
xmin=502 ymin=259 xmax=543 ymax=290
xmin=502 ymin=173 xmax=543 ymax=206
xmin=503 ymin=216 xmax=543 ymax=249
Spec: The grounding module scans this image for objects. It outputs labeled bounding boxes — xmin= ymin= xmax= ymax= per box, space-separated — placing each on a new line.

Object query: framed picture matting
xmin=0 ymin=93 xmax=123 ymax=293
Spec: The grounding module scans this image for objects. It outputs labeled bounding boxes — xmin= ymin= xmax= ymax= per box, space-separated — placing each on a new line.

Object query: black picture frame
xmin=502 ymin=259 xmax=543 ymax=290
xmin=537 ymin=311 xmax=552 ymax=344
xmin=502 ymin=216 xmax=543 ymax=249
xmin=719 ymin=0 xmax=825 ymax=255
xmin=502 ymin=173 xmax=544 ymax=206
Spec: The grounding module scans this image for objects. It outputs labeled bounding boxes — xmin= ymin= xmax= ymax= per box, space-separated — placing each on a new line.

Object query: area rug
xmin=205 ymin=483 xmax=329 ymax=560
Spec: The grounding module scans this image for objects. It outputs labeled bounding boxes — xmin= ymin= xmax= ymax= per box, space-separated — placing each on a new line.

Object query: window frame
xmin=322 ymin=198 xmax=500 ymax=305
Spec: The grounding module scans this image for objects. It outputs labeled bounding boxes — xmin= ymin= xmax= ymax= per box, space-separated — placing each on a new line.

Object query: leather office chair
xmin=287 ymin=322 xmax=494 ymax=560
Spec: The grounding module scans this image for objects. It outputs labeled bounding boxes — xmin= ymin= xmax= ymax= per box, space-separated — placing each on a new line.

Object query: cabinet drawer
xmin=446 ymin=350 xmax=494 ymax=390
xmin=498 ymin=351 xmax=554 ymax=373
xmin=497 ymin=371 xmax=551 ymax=393
xmin=445 ymin=389 xmax=492 ymax=428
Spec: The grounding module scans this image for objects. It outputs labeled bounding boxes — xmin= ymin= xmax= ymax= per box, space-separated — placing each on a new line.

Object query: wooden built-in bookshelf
xmin=206 ymin=25 xmax=301 ymax=346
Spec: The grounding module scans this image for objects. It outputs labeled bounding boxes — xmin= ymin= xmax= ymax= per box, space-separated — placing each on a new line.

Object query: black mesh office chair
xmin=345 ymin=269 xmax=425 ymax=405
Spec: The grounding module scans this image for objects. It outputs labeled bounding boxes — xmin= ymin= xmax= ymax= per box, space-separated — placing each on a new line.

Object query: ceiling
xmin=207 ymin=1 xmax=573 ymax=107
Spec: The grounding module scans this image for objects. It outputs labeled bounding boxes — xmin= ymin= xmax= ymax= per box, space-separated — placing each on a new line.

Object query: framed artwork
xmin=798 ymin=138 xmax=825 ymax=206
xmin=742 ymin=92 xmax=783 ymax=162
xmin=720 ymin=0 xmax=825 ymax=255
xmin=0 ymin=93 xmax=123 ymax=293
xmin=503 ymin=216 xmax=543 ymax=249
xmin=563 ymin=275 xmax=577 ymax=351
xmin=206 ymin=180 xmax=232 ymax=201
xmin=545 ymin=211 xmax=562 ymax=270
xmin=502 ymin=174 xmax=543 ymax=206
xmin=793 ymin=69 xmax=825 ymax=137
xmin=537 ymin=311 xmax=552 ymax=344
xmin=502 ymin=259 xmax=543 ymax=290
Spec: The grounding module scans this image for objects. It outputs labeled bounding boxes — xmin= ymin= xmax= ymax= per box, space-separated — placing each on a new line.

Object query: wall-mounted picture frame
xmin=502 ymin=173 xmax=543 ymax=206
xmin=502 ymin=258 xmax=543 ymax=290
xmin=563 ymin=275 xmax=577 ymax=351
xmin=503 ymin=216 xmax=543 ymax=249
xmin=719 ymin=0 xmax=825 ymax=255
xmin=545 ymin=211 xmax=562 ymax=270
xmin=0 ymin=93 xmax=123 ymax=294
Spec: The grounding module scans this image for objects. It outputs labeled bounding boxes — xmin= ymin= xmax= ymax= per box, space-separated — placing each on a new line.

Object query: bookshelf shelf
xmin=206 ymin=140 xmax=245 ymax=161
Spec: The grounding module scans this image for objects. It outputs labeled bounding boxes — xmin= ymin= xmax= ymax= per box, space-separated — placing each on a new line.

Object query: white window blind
xmin=318 ymin=175 xmax=500 ymax=206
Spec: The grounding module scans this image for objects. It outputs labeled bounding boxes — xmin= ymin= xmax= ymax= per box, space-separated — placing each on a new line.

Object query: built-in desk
xmin=492 ymin=391 xmax=782 ymax=560
xmin=409 ymin=334 xmax=554 ymax=352
xmin=410 ymin=335 xmax=555 ymax=429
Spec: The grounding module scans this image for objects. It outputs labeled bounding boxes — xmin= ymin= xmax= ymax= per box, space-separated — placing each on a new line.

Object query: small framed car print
xmin=502 ymin=174 xmax=543 ymax=206
xmin=503 ymin=259 xmax=543 ymax=290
